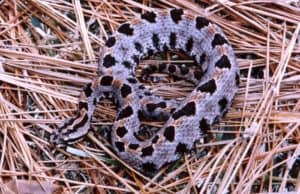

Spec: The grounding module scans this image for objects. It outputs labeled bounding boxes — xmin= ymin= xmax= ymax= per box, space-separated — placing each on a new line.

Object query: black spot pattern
xmin=141 ymin=145 xmax=154 ymax=157
xmin=194 ymin=70 xmax=203 ymax=80
xmin=116 ymin=106 xmax=133 ymax=120
xmin=144 ymin=91 xmax=152 ymax=96
xmin=212 ymin=33 xmax=228 ymax=48
xmin=93 ymin=98 xmax=97 ymax=105
xmin=163 ymin=44 xmax=169 ymax=51
xmin=79 ymin=102 xmax=88 ymax=110
xmin=116 ymin=126 xmax=128 ymax=138
xmin=120 ymin=84 xmax=132 ymax=98
xmin=141 ymin=11 xmax=156 ymax=23
xmin=142 ymin=162 xmax=156 ymax=171
xmin=200 ymin=53 xmax=206 ymax=64
xmin=122 ymin=61 xmax=132 ymax=69
xmin=152 ymin=135 xmax=159 ymax=143
xmin=157 ymin=102 xmax=167 ymax=108
xmin=138 ymin=85 xmax=145 ymax=90
xmin=128 ymin=143 xmax=139 ymax=150
xmin=168 ymin=64 xmax=176 ymax=73
xmin=218 ymin=97 xmax=228 ymax=112
xmin=105 ymin=37 xmax=116 ymax=47
xmin=185 ymin=37 xmax=194 ymax=52
xmin=197 ymin=79 xmax=217 ymax=94
xmin=175 ymin=143 xmax=187 ymax=153
xmin=172 ymin=101 xmax=196 ymax=120
xmin=152 ymin=33 xmax=160 ymax=50
xmin=216 ymin=55 xmax=231 ymax=69
xmin=163 ymin=126 xmax=175 ymax=142
xmin=169 ymin=32 xmax=177 ymax=49
xmin=196 ymin=16 xmax=210 ymax=30
xmin=199 ymin=118 xmax=210 ymax=131
xmin=118 ymin=23 xmax=134 ymax=35
xmin=83 ymin=83 xmax=93 ymax=97
xmin=134 ymin=42 xmax=143 ymax=53
xmin=103 ymin=54 xmax=116 ymax=68
xmin=127 ymin=77 xmax=137 ymax=84
xmin=100 ymin=75 xmax=113 ymax=86
xmin=170 ymin=8 xmax=183 ymax=24
xmin=115 ymin=141 xmax=125 ymax=152
xmin=137 ymin=110 xmax=144 ymax=120
xmin=147 ymin=48 xmax=154 ymax=56
xmin=132 ymin=55 xmax=139 ymax=64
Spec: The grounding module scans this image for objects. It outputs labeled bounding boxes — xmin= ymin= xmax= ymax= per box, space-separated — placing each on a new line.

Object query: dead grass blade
xmin=0 ymin=0 xmax=299 ymax=193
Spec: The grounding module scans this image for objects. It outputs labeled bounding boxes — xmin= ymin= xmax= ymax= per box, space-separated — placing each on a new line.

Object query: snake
xmin=50 ymin=8 xmax=240 ymax=172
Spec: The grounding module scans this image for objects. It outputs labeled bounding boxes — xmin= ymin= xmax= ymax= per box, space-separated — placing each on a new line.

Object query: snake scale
xmin=50 ymin=9 xmax=240 ymax=171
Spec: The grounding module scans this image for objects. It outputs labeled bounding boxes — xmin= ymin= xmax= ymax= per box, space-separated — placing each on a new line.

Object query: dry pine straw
xmin=0 ymin=0 xmax=299 ymax=193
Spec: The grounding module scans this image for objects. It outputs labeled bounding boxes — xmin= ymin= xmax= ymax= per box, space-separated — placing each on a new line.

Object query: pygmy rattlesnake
xmin=51 ymin=8 xmax=240 ymax=171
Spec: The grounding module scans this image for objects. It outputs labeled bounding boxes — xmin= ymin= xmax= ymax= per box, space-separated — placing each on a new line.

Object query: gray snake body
xmin=51 ymin=9 xmax=240 ymax=171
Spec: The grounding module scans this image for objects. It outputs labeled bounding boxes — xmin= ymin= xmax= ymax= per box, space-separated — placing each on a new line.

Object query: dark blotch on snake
xmin=141 ymin=145 xmax=154 ymax=157
xmin=115 ymin=141 xmax=125 ymax=152
xmin=103 ymin=54 xmax=116 ymax=68
xmin=212 ymin=33 xmax=228 ymax=48
xmin=116 ymin=106 xmax=133 ymax=120
xmin=100 ymin=75 xmax=113 ymax=86
xmin=122 ymin=61 xmax=132 ymax=69
xmin=78 ymin=102 xmax=88 ymax=110
xmin=164 ymin=126 xmax=175 ymax=142
xmin=175 ymin=143 xmax=187 ymax=153
xmin=128 ymin=143 xmax=139 ymax=150
xmin=105 ymin=36 xmax=116 ymax=47
xmin=193 ymin=70 xmax=203 ymax=80
xmin=185 ymin=37 xmax=194 ymax=53
xmin=116 ymin=126 xmax=128 ymax=138
xmin=199 ymin=118 xmax=210 ymax=132
xmin=134 ymin=42 xmax=143 ymax=53
xmin=152 ymin=135 xmax=159 ymax=143
xmin=172 ymin=101 xmax=196 ymax=120
xmin=142 ymin=162 xmax=156 ymax=171
xmin=218 ymin=97 xmax=228 ymax=112
xmin=120 ymin=84 xmax=132 ymax=98
xmin=169 ymin=32 xmax=177 ymax=49
xmin=215 ymin=55 xmax=231 ymax=69
xmin=83 ymin=83 xmax=93 ymax=97
xmin=152 ymin=33 xmax=160 ymax=50
xmin=170 ymin=8 xmax=184 ymax=24
xmin=197 ymin=79 xmax=217 ymax=95
xmin=196 ymin=16 xmax=210 ymax=30
xmin=141 ymin=11 xmax=156 ymax=23
xmin=118 ymin=23 xmax=134 ymax=36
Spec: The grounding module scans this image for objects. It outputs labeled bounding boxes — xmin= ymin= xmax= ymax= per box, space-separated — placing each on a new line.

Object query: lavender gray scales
xmin=51 ymin=9 xmax=240 ymax=171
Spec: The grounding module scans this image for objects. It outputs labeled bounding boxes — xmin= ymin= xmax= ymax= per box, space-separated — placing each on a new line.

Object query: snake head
xmin=50 ymin=114 xmax=90 ymax=147
xmin=50 ymin=117 xmax=75 ymax=147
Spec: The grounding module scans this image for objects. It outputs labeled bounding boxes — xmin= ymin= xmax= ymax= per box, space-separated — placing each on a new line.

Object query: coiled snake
xmin=51 ymin=9 xmax=240 ymax=171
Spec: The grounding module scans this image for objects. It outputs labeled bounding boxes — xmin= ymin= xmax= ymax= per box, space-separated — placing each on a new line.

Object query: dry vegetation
xmin=0 ymin=0 xmax=299 ymax=193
